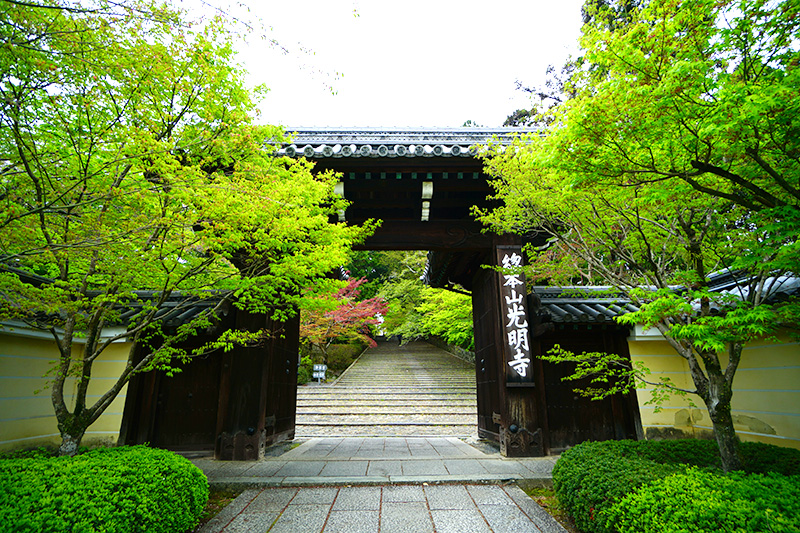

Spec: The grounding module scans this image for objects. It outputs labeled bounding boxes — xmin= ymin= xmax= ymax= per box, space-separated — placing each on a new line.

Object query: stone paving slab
xmin=193 ymin=437 xmax=557 ymax=489
xmin=432 ymin=508 xmax=492 ymax=533
xmin=366 ymin=461 xmax=403 ymax=477
xmin=199 ymin=484 xmax=566 ymax=533
xmin=298 ymin=426 xmax=477 ymax=438
xmin=277 ymin=437 xmax=489 ymax=460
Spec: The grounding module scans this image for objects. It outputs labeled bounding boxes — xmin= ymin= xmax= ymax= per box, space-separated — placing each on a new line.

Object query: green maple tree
xmin=478 ymin=0 xmax=800 ymax=472
xmin=0 ymin=1 xmax=373 ymax=455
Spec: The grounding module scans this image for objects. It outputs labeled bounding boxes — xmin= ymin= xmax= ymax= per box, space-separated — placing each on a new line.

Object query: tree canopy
xmin=299 ymin=277 xmax=388 ymax=363
xmin=478 ymin=0 xmax=800 ymax=472
xmin=0 ymin=0 xmax=372 ymax=454
xmin=368 ymin=251 xmax=474 ymax=351
xmin=566 ymin=0 xmax=800 ymax=217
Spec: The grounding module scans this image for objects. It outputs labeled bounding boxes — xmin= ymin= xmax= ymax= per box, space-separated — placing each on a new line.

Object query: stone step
xmin=332 ymin=385 xmax=473 ymax=388
xmin=297 ymin=392 xmax=476 ymax=398
xmin=297 ymin=396 xmax=475 ymax=402
xmin=338 ymin=368 xmax=473 ymax=372
xmin=298 ymin=414 xmax=474 ymax=422
xmin=295 ymin=341 xmax=478 ymax=439
xmin=297 ymin=402 xmax=475 ymax=408
xmin=297 ymin=421 xmax=476 ymax=427
xmin=296 ymin=402 xmax=476 ymax=407
xmin=296 ymin=418 xmax=475 ymax=423
xmin=297 ymin=409 xmax=476 ymax=419
xmin=299 ymin=391 xmax=474 ymax=394
xmin=298 ymin=392 xmax=475 ymax=395
xmin=331 ymin=384 xmax=473 ymax=388
xmin=339 ymin=371 xmax=473 ymax=374
xmin=296 ymin=399 xmax=475 ymax=404
xmin=338 ymin=372 xmax=473 ymax=377
xmin=298 ymin=391 xmax=475 ymax=395
xmin=297 ymin=406 xmax=475 ymax=412
xmin=299 ymin=389 xmax=475 ymax=393
xmin=297 ymin=426 xmax=476 ymax=438
xmin=336 ymin=379 xmax=472 ymax=382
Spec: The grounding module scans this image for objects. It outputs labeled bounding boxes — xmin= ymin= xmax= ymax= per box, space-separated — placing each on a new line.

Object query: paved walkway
xmin=194 ymin=437 xmax=564 ymax=532
xmin=195 ymin=437 xmax=556 ymax=488
xmin=199 ymin=483 xmax=564 ymax=532
xmin=194 ymin=343 xmax=565 ymax=532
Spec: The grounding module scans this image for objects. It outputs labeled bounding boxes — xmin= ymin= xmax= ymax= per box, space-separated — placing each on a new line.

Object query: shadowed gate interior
xmin=120 ymin=129 xmax=642 ymax=460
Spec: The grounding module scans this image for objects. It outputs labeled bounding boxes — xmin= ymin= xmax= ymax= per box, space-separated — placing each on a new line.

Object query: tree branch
xmin=745 ymin=147 xmax=800 ymax=202
xmin=689 ymin=160 xmax=784 ymax=209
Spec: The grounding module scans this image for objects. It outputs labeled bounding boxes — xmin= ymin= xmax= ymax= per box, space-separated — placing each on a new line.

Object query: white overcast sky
xmin=195 ymin=0 xmax=586 ymax=128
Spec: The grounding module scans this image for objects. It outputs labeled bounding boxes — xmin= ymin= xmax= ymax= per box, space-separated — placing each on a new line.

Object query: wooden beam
xmin=353 ymin=220 xmax=493 ymax=251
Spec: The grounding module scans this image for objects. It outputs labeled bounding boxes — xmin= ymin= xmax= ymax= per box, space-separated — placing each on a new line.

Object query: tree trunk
xmin=57 ymin=430 xmax=84 ymax=457
xmin=56 ymin=411 xmax=90 ymax=456
xmin=671 ymin=340 xmax=744 ymax=473
xmin=708 ymin=403 xmax=743 ymax=472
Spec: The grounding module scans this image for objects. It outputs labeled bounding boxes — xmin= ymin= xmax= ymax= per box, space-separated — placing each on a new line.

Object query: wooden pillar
xmin=214 ymin=310 xmax=299 ymax=460
xmin=473 ymin=266 xmax=503 ymax=443
xmin=472 ymin=240 xmax=548 ymax=457
xmin=261 ymin=313 xmax=300 ymax=447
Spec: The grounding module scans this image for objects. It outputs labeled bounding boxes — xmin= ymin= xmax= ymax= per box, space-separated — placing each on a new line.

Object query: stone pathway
xmin=296 ymin=341 xmax=477 ymax=438
xmin=195 ymin=437 xmax=556 ymax=488
xmin=196 ymin=437 xmax=562 ymax=531
xmin=196 ymin=342 xmax=567 ymax=532
xmin=200 ymin=483 xmax=565 ymax=533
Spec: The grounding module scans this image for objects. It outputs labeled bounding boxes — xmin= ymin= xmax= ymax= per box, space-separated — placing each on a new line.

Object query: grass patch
xmin=523 ymin=486 xmax=582 ymax=533
xmin=190 ymin=489 xmax=241 ymax=532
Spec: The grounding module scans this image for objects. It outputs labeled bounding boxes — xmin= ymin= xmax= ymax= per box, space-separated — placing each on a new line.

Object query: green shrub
xmin=297 ymin=354 xmax=313 ymax=385
xmin=552 ymin=441 xmax=684 ymax=533
xmin=740 ymin=441 xmax=800 ymax=476
xmin=621 ymin=438 xmax=720 ymax=467
xmin=0 ymin=445 xmax=209 ymax=532
xmin=0 ymin=446 xmax=74 ymax=459
xmin=604 ymin=468 xmax=800 ymax=533
xmin=623 ymin=439 xmax=800 ymax=473
xmin=552 ymin=439 xmax=800 ymax=533
xmin=326 ymin=343 xmax=365 ymax=375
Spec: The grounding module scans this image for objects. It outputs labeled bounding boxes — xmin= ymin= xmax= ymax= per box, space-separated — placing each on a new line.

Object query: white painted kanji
xmin=500 ymin=252 xmax=532 ymax=379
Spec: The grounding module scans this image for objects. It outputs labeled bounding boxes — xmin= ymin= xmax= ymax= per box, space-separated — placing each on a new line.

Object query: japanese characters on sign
xmin=313 ymin=364 xmax=327 ymax=381
xmin=500 ymin=251 xmax=532 ymax=381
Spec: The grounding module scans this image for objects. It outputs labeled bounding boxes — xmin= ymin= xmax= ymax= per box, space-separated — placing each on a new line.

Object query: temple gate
xmin=120 ymin=128 xmax=641 ymax=459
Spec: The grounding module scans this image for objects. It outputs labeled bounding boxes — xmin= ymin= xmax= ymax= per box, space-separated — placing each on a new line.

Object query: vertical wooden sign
xmin=497 ymin=246 xmax=534 ymax=385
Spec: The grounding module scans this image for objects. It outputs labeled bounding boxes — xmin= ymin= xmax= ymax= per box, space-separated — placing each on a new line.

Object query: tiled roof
xmin=532 ymin=270 xmax=800 ymax=324
xmin=113 ymin=296 xmax=224 ymax=332
xmin=279 ymin=127 xmax=537 ymax=159
xmin=2 ymin=265 xmax=225 ymax=332
xmin=705 ymin=270 xmax=799 ymax=302
xmin=534 ymin=287 xmax=639 ymax=324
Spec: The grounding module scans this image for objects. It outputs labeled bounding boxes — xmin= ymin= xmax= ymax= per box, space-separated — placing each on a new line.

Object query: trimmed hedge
xmin=605 ymin=468 xmax=800 ymax=533
xmin=0 ymin=445 xmax=209 ymax=532
xmin=552 ymin=439 xmax=800 ymax=533
xmin=552 ymin=441 xmax=685 ymax=533
xmin=298 ymin=354 xmax=314 ymax=385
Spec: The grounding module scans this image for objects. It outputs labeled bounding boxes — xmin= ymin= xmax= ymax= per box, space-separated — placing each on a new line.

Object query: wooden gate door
xmin=120 ymin=309 xmax=299 ymax=460
xmin=214 ymin=311 xmax=299 ymax=460
xmin=150 ymin=353 xmax=222 ymax=452
xmin=473 ymin=266 xmax=504 ymax=443
xmin=536 ymin=327 xmax=642 ymax=452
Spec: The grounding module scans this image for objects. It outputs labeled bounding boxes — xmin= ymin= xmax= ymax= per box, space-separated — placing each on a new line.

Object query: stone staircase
xmin=295 ymin=341 xmax=477 ymax=437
